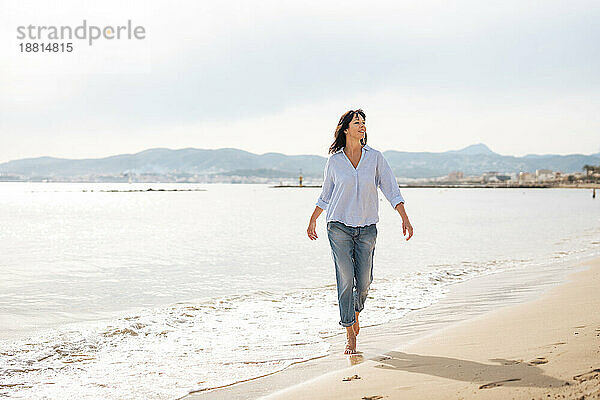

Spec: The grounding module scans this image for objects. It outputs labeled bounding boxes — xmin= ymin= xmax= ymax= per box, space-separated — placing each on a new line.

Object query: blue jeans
xmin=326 ymin=221 xmax=377 ymax=327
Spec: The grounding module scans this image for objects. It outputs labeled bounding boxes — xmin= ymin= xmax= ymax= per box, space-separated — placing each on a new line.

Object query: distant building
xmin=446 ymin=171 xmax=464 ymax=181
xmin=482 ymin=171 xmax=499 ymax=182
xmin=554 ymin=171 xmax=565 ymax=182
xmin=519 ymin=172 xmax=536 ymax=183
xmin=535 ymin=169 xmax=554 ymax=182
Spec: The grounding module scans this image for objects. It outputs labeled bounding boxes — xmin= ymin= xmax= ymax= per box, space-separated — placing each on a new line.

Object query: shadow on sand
xmin=370 ymin=351 xmax=567 ymax=389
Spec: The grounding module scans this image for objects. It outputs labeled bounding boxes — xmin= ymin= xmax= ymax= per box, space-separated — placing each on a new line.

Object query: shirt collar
xmin=335 ymin=144 xmax=370 ymax=154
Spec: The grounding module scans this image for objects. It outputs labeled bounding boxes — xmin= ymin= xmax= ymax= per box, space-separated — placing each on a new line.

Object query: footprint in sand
xmin=342 ymin=374 xmax=361 ymax=381
xmin=573 ymin=369 xmax=600 ymax=382
xmin=479 ymin=378 xmax=522 ymax=389
xmin=544 ymin=341 xmax=567 ymax=347
xmin=528 ymin=357 xmax=549 ymax=365
xmin=489 ymin=358 xmax=524 ymax=365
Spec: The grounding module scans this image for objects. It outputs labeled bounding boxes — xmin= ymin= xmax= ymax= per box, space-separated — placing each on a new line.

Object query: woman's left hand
xmin=402 ymin=218 xmax=413 ymax=241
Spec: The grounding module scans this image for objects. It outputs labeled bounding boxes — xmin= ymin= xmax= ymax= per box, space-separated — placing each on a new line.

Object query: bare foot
xmin=344 ymin=327 xmax=357 ymax=354
xmin=353 ymin=311 xmax=360 ymax=335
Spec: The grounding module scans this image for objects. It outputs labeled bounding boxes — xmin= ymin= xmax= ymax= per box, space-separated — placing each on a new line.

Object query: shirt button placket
xmin=355 ymin=169 xmax=359 ymax=201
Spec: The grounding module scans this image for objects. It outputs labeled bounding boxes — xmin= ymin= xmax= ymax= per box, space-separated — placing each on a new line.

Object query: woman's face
xmin=345 ymin=113 xmax=366 ymax=143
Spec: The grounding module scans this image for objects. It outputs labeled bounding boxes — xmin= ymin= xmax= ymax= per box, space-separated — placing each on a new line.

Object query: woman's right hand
xmin=307 ymin=219 xmax=318 ymax=240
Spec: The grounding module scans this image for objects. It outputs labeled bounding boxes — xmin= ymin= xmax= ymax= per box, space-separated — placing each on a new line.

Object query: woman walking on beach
xmin=306 ymin=109 xmax=413 ymax=355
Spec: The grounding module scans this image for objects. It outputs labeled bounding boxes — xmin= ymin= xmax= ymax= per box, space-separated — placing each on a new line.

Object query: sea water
xmin=1 ymin=182 xmax=599 ymax=399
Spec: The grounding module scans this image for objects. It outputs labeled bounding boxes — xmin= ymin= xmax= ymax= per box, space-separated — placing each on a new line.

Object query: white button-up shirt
xmin=315 ymin=144 xmax=405 ymax=227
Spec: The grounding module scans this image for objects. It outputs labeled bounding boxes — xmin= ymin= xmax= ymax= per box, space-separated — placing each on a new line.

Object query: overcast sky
xmin=1 ymin=0 xmax=598 ymax=163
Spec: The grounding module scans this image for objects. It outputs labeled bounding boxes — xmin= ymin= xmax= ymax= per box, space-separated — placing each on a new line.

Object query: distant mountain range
xmin=1 ymin=144 xmax=599 ymax=181
xmin=382 ymin=144 xmax=600 ymax=179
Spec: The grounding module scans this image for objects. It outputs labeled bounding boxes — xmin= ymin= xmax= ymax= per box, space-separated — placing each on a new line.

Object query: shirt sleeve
xmin=376 ymin=151 xmax=405 ymax=209
xmin=316 ymin=157 xmax=334 ymax=210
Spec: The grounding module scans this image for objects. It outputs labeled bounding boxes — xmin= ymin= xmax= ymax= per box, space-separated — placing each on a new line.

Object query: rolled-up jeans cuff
xmin=339 ymin=319 xmax=356 ymax=327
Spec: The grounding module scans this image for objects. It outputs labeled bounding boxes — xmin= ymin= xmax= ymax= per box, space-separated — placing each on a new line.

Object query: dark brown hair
xmin=328 ymin=109 xmax=367 ymax=154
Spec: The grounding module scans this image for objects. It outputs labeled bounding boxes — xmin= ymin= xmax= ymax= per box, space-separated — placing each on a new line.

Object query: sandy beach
xmin=257 ymin=257 xmax=600 ymax=400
